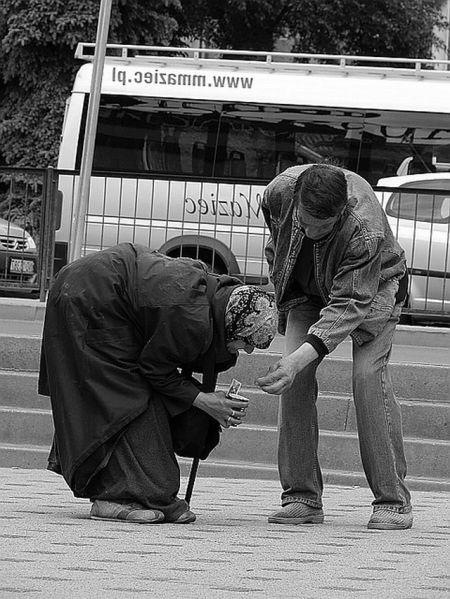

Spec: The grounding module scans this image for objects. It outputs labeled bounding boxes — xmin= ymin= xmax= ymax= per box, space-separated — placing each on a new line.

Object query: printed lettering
xmin=212 ymin=75 xmax=253 ymax=89
xmin=184 ymin=195 xmax=256 ymax=219
xmin=192 ymin=74 xmax=207 ymax=87
xmin=184 ymin=197 xmax=196 ymax=214
xmin=230 ymin=201 xmax=242 ymax=217
xmin=210 ymin=195 xmax=217 ymax=215
xmin=218 ymin=201 xmax=229 ymax=216
xmin=240 ymin=77 xmax=253 ymax=89
xmin=178 ymin=74 xmax=191 ymax=86
xmin=116 ymin=69 xmax=127 ymax=86
xmin=198 ymin=199 xmax=208 ymax=214
xmin=242 ymin=192 xmax=262 ymax=219
xmin=109 ymin=68 xmax=253 ymax=90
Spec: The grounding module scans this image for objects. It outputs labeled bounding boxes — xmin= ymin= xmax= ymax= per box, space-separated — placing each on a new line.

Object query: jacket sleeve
xmin=262 ymin=189 xmax=276 ymax=281
xmin=309 ymin=234 xmax=383 ymax=353
xmin=138 ymin=304 xmax=212 ymax=416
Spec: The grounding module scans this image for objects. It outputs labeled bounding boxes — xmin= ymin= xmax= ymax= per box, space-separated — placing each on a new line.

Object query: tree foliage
xmin=175 ymin=0 xmax=291 ymax=50
xmin=0 ymin=0 xmax=448 ymax=167
xmin=0 ymin=0 xmax=180 ymax=167
xmin=176 ymin=0 xmax=447 ymax=57
xmin=285 ymin=0 xmax=447 ymax=58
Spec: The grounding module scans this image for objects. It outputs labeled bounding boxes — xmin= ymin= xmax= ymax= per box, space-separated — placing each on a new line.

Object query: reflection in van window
xmin=81 ymin=95 xmax=450 ymax=186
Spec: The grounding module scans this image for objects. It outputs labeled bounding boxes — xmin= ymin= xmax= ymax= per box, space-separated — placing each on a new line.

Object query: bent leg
xmin=278 ymin=304 xmax=323 ymax=508
xmin=352 ymin=309 xmax=411 ymax=513
xmin=87 ymin=395 xmax=189 ymax=521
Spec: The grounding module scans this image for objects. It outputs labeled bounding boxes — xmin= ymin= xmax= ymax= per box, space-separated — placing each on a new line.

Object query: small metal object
xmin=227 ymin=379 xmax=248 ymax=413
xmin=227 ymin=379 xmax=242 ymax=397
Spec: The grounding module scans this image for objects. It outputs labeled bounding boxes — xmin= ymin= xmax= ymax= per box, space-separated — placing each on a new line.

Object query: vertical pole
xmin=38 ymin=167 xmax=57 ymax=301
xmin=68 ymin=0 xmax=113 ymax=262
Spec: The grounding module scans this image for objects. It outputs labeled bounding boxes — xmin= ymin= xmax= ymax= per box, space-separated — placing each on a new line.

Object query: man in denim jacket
xmin=256 ymin=163 xmax=412 ymax=530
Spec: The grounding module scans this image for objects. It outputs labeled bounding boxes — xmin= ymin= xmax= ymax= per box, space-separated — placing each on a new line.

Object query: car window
xmin=386 ymin=179 xmax=450 ymax=224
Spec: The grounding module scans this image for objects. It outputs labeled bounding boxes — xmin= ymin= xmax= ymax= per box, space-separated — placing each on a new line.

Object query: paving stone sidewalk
xmin=0 ymin=467 xmax=449 ymax=599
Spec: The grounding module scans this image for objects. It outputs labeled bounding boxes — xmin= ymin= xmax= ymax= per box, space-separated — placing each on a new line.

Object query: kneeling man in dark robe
xmin=39 ymin=243 xmax=277 ymax=524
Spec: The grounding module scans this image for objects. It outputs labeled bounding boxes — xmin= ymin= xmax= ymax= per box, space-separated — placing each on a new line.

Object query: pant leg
xmin=279 ymin=303 xmax=324 ymax=508
xmin=352 ymin=306 xmax=411 ymax=512
xmin=87 ymin=394 xmax=189 ymax=521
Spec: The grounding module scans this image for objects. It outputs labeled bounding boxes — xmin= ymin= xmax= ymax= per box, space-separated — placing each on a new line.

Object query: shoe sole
xmin=268 ymin=515 xmax=324 ymax=525
xmin=167 ymin=513 xmax=197 ymax=524
xmin=367 ymin=522 xmax=412 ymax=530
xmin=171 ymin=516 xmax=196 ymax=524
xmin=90 ymin=515 xmax=164 ymax=524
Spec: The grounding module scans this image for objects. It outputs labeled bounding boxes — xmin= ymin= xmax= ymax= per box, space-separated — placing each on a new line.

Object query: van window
xmin=76 ymin=95 xmax=450 ymax=186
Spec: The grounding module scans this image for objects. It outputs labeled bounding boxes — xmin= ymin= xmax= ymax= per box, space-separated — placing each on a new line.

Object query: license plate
xmin=9 ymin=258 xmax=36 ymax=274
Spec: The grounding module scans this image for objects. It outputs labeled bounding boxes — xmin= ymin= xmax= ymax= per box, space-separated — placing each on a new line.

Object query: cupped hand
xmin=255 ymin=357 xmax=298 ymax=395
xmin=193 ymin=390 xmax=249 ymax=428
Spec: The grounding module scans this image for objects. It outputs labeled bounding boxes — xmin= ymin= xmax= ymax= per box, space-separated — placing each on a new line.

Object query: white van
xmin=56 ymin=44 xmax=450 ymax=286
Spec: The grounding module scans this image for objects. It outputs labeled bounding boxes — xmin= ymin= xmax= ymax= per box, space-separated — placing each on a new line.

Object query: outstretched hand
xmin=256 ymin=342 xmax=320 ymax=395
xmin=255 ymin=357 xmax=298 ymax=395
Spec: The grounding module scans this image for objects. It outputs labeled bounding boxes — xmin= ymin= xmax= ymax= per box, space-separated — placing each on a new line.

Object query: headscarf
xmin=224 ymin=286 xmax=278 ymax=349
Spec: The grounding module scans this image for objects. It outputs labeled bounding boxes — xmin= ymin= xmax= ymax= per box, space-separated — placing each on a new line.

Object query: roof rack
xmin=75 ymin=42 xmax=450 ymax=80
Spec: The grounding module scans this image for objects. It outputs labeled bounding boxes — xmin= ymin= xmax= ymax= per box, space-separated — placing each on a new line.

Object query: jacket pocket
xmin=352 ymin=280 xmax=398 ymax=345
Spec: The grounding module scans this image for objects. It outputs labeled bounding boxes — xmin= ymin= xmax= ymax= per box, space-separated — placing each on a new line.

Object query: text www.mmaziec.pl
xmin=111 ymin=67 xmax=254 ymax=89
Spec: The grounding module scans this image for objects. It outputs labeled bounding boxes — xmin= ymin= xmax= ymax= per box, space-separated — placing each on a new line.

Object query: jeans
xmin=279 ymin=302 xmax=411 ymax=513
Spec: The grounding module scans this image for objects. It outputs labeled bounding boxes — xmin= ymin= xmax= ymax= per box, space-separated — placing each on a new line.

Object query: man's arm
xmin=256 ymin=341 xmax=319 ymax=395
xmin=308 ymin=236 xmax=383 ymax=354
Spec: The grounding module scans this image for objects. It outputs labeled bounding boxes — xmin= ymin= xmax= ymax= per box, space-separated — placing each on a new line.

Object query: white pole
xmin=68 ymin=0 xmax=113 ymax=262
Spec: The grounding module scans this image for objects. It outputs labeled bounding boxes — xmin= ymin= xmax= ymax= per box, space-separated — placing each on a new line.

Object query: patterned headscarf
xmin=225 ymin=286 xmax=278 ymax=349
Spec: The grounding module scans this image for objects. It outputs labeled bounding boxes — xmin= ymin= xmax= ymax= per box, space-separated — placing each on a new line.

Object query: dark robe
xmin=39 ymin=243 xmax=240 ymax=498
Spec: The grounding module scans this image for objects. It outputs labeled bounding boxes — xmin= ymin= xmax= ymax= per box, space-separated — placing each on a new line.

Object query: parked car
xmin=376 ymin=173 xmax=450 ymax=324
xmin=0 ymin=217 xmax=38 ymax=286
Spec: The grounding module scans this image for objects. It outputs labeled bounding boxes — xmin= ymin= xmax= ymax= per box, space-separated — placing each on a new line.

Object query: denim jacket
xmin=262 ymin=165 xmax=406 ymax=352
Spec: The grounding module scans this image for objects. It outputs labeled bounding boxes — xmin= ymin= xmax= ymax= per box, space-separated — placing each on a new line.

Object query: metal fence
xmin=0 ymin=166 xmax=448 ymax=324
xmin=0 ymin=167 xmax=60 ymax=301
xmin=376 ymin=184 xmax=449 ymax=324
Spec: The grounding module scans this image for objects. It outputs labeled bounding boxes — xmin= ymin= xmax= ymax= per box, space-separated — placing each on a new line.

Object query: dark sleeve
xmin=396 ymin=270 xmax=408 ymax=304
xmin=304 ymin=334 xmax=329 ymax=358
xmin=138 ymin=304 xmax=212 ymax=416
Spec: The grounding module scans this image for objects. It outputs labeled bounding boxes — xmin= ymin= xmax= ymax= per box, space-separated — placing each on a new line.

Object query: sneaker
xmin=268 ymin=502 xmax=324 ymax=524
xmin=90 ymin=500 xmax=165 ymax=524
xmin=367 ymin=509 xmax=413 ymax=530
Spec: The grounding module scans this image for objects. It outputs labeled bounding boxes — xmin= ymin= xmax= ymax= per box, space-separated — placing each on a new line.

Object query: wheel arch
xmin=158 ymin=235 xmax=240 ymax=275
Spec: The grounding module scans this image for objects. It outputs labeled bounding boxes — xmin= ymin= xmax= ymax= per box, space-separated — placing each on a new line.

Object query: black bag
xmin=170 ymin=330 xmax=221 ymax=460
xmin=170 ymin=405 xmax=221 ymax=460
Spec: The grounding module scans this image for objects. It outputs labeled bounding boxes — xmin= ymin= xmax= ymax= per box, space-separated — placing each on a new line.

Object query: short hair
xmin=294 ymin=164 xmax=347 ymax=218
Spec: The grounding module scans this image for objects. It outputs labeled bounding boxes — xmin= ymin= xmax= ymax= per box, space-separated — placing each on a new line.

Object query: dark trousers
xmin=87 ymin=395 xmax=189 ymax=521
